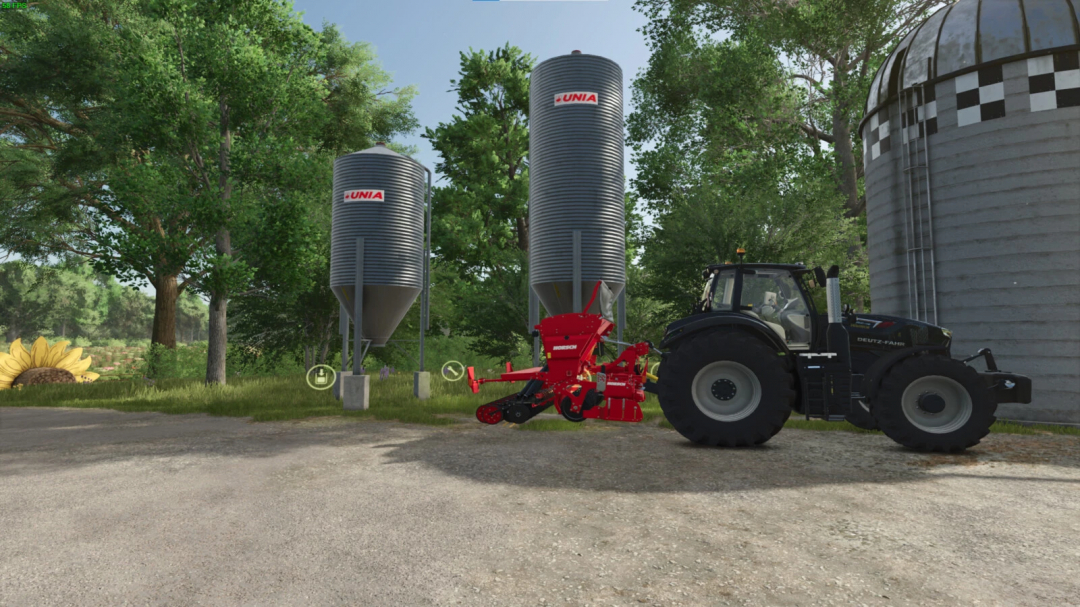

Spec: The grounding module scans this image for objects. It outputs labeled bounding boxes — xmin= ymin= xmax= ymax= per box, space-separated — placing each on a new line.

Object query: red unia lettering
xmin=344 ymin=189 xmax=385 ymax=201
xmin=554 ymin=92 xmax=599 ymax=106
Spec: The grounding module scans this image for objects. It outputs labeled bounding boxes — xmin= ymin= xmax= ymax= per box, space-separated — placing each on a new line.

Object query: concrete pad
xmin=342 ymin=374 xmax=369 ymax=410
xmin=413 ymin=371 xmax=430 ymax=400
xmin=333 ymin=370 xmax=352 ymax=400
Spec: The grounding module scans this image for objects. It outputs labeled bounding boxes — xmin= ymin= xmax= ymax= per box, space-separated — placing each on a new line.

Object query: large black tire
xmin=845 ymin=400 xmax=879 ymax=430
xmin=657 ymin=330 xmax=795 ymax=447
xmin=872 ymin=355 xmax=996 ymax=452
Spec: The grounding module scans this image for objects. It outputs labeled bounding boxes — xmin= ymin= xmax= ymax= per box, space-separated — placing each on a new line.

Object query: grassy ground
xmin=2 ymin=373 xmax=1077 ymax=438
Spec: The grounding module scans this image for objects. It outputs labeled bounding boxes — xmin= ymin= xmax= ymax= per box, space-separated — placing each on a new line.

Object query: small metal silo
xmin=331 ymin=143 xmax=426 ymax=347
xmin=859 ymin=0 xmax=1080 ymax=424
xmin=529 ymin=51 xmax=626 ymax=316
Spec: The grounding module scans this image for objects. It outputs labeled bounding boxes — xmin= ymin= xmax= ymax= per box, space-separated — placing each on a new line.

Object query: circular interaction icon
xmin=441 ymin=360 xmax=466 ymax=382
xmin=306 ymin=364 xmax=338 ymax=390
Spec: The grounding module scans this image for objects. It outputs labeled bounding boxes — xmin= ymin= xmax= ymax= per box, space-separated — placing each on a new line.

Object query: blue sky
xmin=290 ymin=0 xmax=653 ymax=186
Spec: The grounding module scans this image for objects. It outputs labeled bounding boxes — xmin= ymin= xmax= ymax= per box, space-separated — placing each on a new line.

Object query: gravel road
xmin=2 ymin=407 xmax=1079 ymax=607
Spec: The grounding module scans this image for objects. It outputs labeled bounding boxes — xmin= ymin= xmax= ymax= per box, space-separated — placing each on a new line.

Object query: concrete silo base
xmin=413 ymin=372 xmax=430 ymax=400
xmin=342 ymin=374 xmax=370 ymax=411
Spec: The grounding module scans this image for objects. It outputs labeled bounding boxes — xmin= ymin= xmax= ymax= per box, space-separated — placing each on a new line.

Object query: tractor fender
xmin=862 ymin=345 xmax=950 ymax=403
xmin=659 ymin=314 xmax=789 ymax=354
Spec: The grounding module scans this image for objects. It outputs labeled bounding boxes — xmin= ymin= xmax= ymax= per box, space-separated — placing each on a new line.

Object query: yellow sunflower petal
xmin=30 ymin=337 xmax=50 ymax=368
xmin=9 ymin=339 xmax=30 ymax=367
xmin=45 ymin=341 xmax=72 ymax=367
xmin=75 ymin=371 xmax=99 ymax=383
xmin=54 ymin=347 xmax=84 ymax=371
xmin=66 ymin=355 xmax=94 ymax=375
xmin=0 ymin=379 xmax=12 ymax=390
xmin=0 ymin=352 xmax=27 ymax=377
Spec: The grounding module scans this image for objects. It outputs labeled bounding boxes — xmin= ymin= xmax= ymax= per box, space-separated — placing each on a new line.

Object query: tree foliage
xmin=0 ymin=1 xmax=417 ymax=382
xmin=423 ymin=44 xmax=536 ymax=360
xmin=627 ymin=0 xmax=936 ymax=311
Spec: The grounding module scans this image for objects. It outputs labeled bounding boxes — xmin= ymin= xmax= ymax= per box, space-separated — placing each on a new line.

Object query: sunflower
xmin=0 ymin=337 xmax=100 ymax=390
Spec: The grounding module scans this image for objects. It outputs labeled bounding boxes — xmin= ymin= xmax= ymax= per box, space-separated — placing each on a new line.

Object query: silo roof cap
xmin=864 ymin=0 xmax=1079 ymax=119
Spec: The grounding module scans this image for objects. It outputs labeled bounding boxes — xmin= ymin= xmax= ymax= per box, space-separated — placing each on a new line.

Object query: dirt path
xmin=2 ymin=407 xmax=1078 ymax=606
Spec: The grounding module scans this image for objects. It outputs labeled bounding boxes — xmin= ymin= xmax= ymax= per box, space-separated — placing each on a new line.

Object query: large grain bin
xmin=859 ymin=0 xmax=1080 ymax=423
xmin=529 ymin=51 xmax=626 ymax=316
xmin=331 ymin=143 xmax=425 ymax=346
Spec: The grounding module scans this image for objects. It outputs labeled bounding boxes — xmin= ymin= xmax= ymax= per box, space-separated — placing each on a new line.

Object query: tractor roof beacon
xmin=650 ymin=252 xmax=1033 ymax=452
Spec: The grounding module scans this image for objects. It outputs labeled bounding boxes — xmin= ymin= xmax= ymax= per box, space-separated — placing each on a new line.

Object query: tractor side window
xmin=711 ymin=271 xmax=736 ymax=312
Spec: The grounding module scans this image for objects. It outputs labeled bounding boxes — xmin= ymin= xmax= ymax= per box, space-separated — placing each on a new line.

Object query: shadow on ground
xmin=3 ymin=407 xmax=1078 ymax=494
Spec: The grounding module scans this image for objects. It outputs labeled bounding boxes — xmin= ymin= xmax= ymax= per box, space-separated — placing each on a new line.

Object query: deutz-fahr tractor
xmin=654 ymin=253 xmax=1032 ymax=452
xmin=470 ymin=252 xmax=1032 ymax=453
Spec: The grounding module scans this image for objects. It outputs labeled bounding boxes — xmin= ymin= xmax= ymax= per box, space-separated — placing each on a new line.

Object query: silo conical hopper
xmin=529 ymin=51 xmax=626 ymax=316
xmin=331 ymin=143 xmax=425 ymax=346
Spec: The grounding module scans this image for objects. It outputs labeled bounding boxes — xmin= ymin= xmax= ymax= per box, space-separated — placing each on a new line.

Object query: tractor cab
xmin=698 ymin=263 xmax=818 ymax=351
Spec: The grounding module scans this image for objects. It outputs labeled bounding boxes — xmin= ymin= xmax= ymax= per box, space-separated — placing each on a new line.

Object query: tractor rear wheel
xmin=872 ymin=355 xmax=996 ymax=452
xmin=657 ymin=330 xmax=794 ymax=447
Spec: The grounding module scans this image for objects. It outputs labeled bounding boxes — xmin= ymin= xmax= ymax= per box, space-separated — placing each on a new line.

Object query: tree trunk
xmin=206 ymin=98 xmax=233 ymax=386
xmin=6 ymin=325 xmax=19 ymax=342
xmin=60 ymin=319 xmax=66 ymax=338
xmin=151 ymin=274 xmax=179 ymax=349
xmin=516 ymin=216 xmax=529 ymax=252
xmin=206 ymin=287 xmax=228 ymax=384
xmin=832 ymin=103 xmax=862 ymax=218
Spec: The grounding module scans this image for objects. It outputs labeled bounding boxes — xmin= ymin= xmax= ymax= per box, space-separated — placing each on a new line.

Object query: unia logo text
xmin=554 ymin=92 xmax=598 ymax=106
xmin=344 ymin=189 xmax=385 ymax=201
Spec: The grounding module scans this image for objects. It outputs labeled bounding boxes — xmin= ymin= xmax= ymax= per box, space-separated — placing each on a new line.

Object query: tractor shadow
xmin=374 ymin=423 xmax=1080 ymax=494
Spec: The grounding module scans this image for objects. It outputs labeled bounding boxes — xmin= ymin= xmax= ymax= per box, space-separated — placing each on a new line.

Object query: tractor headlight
xmin=941 ymin=328 xmax=952 ymax=338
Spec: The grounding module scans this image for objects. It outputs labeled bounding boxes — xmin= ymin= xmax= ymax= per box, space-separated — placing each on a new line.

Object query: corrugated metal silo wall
xmin=864 ymin=56 xmax=1080 ymax=424
xmin=330 ymin=149 xmax=425 ymax=344
xmin=529 ymin=53 xmax=626 ymax=316
xmin=331 ymin=151 xmax=425 ymax=288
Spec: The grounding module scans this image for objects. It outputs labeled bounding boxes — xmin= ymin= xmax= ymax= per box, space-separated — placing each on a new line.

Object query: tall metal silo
xmin=331 ymin=143 xmax=427 ymax=348
xmin=529 ymin=50 xmax=626 ymax=316
xmin=859 ymin=0 xmax=1080 ymax=424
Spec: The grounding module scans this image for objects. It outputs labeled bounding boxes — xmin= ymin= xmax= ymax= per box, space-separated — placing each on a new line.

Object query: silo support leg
xmin=617 ymin=290 xmax=626 ymax=356
xmin=530 ymin=286 xmax=540 ymax=367
xmin=345 ymin=237 xmax=369 ymax=411
xmin=335 ymin=303 xmax=350 ymax=400
xmin=573 ymin=230 xmax=582 ymax=313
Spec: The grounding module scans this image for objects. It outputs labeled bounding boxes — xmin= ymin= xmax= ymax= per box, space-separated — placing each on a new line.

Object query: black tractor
xmin=649 ymin=254 xmax=1032 ymax=452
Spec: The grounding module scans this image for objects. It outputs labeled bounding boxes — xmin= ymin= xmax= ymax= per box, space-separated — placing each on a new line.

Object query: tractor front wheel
xmin=872 ymin=355 xmax=996 ymax=452
xmin=658 ymin=330 xmax=794 ymax=447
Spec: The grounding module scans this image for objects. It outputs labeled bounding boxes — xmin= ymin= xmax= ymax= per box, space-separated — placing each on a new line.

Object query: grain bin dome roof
xmin=864 ymin=0 xmax=1080 ymax=117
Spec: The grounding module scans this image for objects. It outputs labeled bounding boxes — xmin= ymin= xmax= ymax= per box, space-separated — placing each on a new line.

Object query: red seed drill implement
xmin=470 ymin=281 xmax=660 ymax=426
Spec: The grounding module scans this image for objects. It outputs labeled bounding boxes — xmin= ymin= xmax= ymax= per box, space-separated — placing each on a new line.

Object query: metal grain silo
xmin=331 ymin=143 xmax=426 ymax=346
xmin=860 ymin=0 xmax=1080 ymax=424
xmin=529 ymin=51 xmax=626 ymax=316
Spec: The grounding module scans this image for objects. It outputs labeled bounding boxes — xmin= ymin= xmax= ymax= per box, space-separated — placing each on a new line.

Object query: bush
xmin=103 ymin=339 xmax=127 ymax=348
xmin=141 ymin=342 xmax=209 ymax=380
xmin=73 ymin=337 xmax=93 ymax=347
xmin=127 ymin=338 xmax=151 ymax=348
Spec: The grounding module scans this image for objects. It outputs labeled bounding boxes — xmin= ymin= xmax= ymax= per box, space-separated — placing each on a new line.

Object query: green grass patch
xmin=989 ymin=420 xmax=1080 ymax=437
xmin=4 ymin=374 xmax=1078 ymax=439
xmin=0 ymin=371 xmax=512 ymax=426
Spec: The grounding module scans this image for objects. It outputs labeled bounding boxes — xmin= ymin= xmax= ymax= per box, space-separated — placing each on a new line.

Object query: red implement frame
xmin=470 ymin=281 xmax=653 ymax=424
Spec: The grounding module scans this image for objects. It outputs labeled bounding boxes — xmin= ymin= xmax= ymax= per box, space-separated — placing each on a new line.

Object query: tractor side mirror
xmin=813 ymin=267 xmax=827 ymax=287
